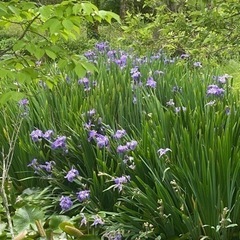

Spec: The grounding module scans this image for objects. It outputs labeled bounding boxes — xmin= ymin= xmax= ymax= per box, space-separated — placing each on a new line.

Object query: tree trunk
xmin=120 ymin=0 xmax=127 ymax=19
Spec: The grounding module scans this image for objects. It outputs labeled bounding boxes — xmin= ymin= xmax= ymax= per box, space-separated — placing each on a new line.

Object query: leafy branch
xmin=0 ymin=13 xmax=40 ymax=57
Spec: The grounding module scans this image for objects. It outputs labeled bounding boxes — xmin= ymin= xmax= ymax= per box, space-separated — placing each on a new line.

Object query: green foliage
xmin=1 ymin=44 xmax=238 ymax=239
xmin=0 ymin=0 xmax=120 ymax=105
xmin=119 ymin=0 xmax=240 ymax=60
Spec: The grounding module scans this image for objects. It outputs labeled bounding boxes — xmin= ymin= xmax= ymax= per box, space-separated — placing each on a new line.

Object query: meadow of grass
xmin=1 ymin=42 xmax=240 ymax=239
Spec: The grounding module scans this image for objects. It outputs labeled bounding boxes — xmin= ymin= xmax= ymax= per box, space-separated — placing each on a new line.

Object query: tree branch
xmin=0 ymin=13 xmax=41 ymax=57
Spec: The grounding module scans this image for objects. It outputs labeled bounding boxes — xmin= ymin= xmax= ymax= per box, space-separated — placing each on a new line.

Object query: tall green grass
xmin=1 ymin=45 xmax=240 ymax=239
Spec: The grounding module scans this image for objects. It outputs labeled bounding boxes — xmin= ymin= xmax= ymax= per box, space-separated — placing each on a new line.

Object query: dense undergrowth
xmin=1 ymin=42 xmax=240 ymax=239
xmin=1 ymin=0 xmax=240 ymax=239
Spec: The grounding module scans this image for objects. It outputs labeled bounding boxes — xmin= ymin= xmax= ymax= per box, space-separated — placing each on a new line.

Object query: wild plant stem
xmin=0 ymin=113 xmax=23 ymax=239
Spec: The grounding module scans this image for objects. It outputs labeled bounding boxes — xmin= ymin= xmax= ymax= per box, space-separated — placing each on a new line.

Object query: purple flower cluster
xmin=213 ymin=74 xmax=232 ymax=84
xmin=39 ymin=161 xmax=56 ymax=172
xmin=78 ymin=77 xmax=91 ymax=91
xmin=95 ymin=42 xmax=109 ymax=52
xmin=84 ymin=50 xmax=96 ymax=61
xmin=91 ymin=215 xmax=104 ymax=226
xmin=207 ymin=84 xmax=225 ymax=97
xmin=113 ymin=129 xmax=126 ymax=139
xmin=88 ymin=130 xmax=109 ymax=148
xmin=77 ymin=190 xmax=90 ymax=202
xmin=51 ymin=136 xmax=67 ymax=150
xmin=43 ymin=130 xmax=54 ymax=140
xmin=95 ymin=134 xmax=109 ymax=148
xmin=114 ymin=175 xmax=130 ymax=192
xmin=19 ymin=98 xmax=29 ymax=107
xmin=28 ymin=158 xmax=55 ymax=173
xmin=130 ymin=66 xmax=142 ymax=85
xmin=30 ymin=129 xmax=68 ymax=152
xmin=60 ymin=196 xmax=73 ymax=211
xmin=30 ymin=129 xmax=54 ymax=142
xmin=65 ymin=167 xmax=79 ymax=182
xmin=146 ymin=77 xmax=156 ymax=88
xmin=60 ymin=189 xmax=90 ymax=211
xmin=114 ymin=54 xmax=128 ymax=69
xmin=30 ymin=129 xmax=43 ymax=142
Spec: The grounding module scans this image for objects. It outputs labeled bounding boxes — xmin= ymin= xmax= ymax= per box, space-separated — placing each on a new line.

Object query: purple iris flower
xmin=91 ymin=215 xmax=104 ymax=226
xmin=30 ymin=129 xmax=43 ymax=142
xmin=95 ymin=134 xmax=109 ymax=148
xmin=77 ymin=190 xmax=90 ymax=202
xmin=117 ymin=145 xmax=129 ymax=154
xmin=88 ymin=130 xmax=97 ymax=141
xmin=114 ymin=175 xmax=130 ymax=192
xmin=39 ymin=161 xmax=55 ymax=172
xmin=107 ymin=50 xmax=117 ymax=58
xmin=130 ymin=66 xmax=141 ymax=83
xmin=213 ymin=74 xmax=232 ymax=84
xmin=95 ymin=42 xmax=109 ymax=52
xmin=51 ymin=136 xmax=67 ymax=150
xmin=43 ymin=130 xmax=54 ymax=140
xmin=207 ymin=85 xmax=225 ymax=96
xmin=27 ymin=158 xmax=40 ymax=172
xmin=146 ymin=77 xmax=157 ymax=88
xmin=60 ymin=196 xmax=73 ymax=211
xmin=84 ymin=50 xmax=95 ymax=60
xmin=19 ymin=98 xmax=29 ymax=106
xmin=157 ymin=148 xmax=171 ymax=157
xmin=113 ymin=129 xmax=126 ymax=139
xmin=78 ymin=77 xmax=90 ymax=91
xmin=131 ymin=71 xmax=141 ymax=82
xmin=65 ymin=167 xmax=79 ymax=182
xmin=87 ymin=109 xmax=96 ymax=117
xmin=126 ymin=140 xmax=138 ymax=150
xmin=80 ymin=214 xmax=87 ymax=226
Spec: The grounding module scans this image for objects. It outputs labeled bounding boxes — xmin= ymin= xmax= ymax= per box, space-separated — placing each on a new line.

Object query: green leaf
xmin=43 ymin=17 xmax=62 ymax=33
xmin=7 ymin=5 xmax=20 ymax=15
xmin=74 ymin=63 xmax=86 ymax=78
xmin=39 ymin=6 xmax=52 ymax=19
xmin=0 ymin=91 xmax=26 ymax=106
xmin=34 ymin=48 xmax=45 ymax=60
xmin=49 ymin=215 xmax=70 ymax=230
xmin=81 ymin=61 xmax=97 ymax=73
xmin=62 ymin=19 xmax=74 ymax=31
xmin=72 ymin=4 xmax=81 ymax=15
xmin=63 ymin=225 xmax=83 ymax=237
xmin=13 ymin=205 xmax=45 ymax=232
xmin=80 ymin=2 xmax=97 ymax=15
xmin=26 ymin=43 xmax=36 ymax=55
xmin=45 ymin=49 xmax=57 ymax=60
xmin=13 ymin=40 xmax=26 ymax=51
